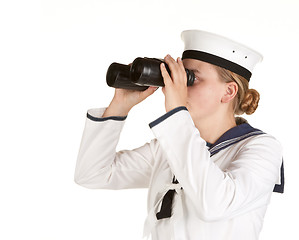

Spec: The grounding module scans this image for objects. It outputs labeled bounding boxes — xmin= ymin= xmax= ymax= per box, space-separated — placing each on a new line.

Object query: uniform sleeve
xmin=74 ymin=107 xmax=156 ymax=190
xmin=149 ymin=106 xmax=282 ymax=222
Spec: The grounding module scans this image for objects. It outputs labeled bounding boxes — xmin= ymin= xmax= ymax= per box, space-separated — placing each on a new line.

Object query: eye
xmin=191 ymin=70 xmax=202 ymax=82
xmin=194 ymin=74 xmax=201 ymax=81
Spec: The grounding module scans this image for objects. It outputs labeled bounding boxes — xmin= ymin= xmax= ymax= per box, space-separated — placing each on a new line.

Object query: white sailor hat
xmin=181 ymin=30 xmax=263 ymax=81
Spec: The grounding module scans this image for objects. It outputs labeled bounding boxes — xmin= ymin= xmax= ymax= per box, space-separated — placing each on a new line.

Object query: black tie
xmin=156 ymin=176 xmax=179 ymax=220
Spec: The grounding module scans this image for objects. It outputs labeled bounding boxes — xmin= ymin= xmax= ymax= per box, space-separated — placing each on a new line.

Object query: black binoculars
xmin=106 ymin=57 xmax=195 ymax=91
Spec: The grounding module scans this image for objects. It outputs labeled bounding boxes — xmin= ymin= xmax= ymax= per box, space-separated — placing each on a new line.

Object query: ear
xmin=221 ymin=82 xmax=238 ymax=103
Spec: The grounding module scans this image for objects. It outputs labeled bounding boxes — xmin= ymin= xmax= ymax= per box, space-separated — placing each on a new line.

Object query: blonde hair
xmin=214 ymin=66 xmax=260 ymax=115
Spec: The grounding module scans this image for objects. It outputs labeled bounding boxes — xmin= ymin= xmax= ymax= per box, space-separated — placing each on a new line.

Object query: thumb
xmin=140 ymin=86 xmax=158 ymax=99
xmin=161 ymin=86 xmax=165 ymax=95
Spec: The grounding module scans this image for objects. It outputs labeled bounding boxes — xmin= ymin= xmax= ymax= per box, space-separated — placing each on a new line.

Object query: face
xmin=183 ymin=59 xmax=227 ymax=122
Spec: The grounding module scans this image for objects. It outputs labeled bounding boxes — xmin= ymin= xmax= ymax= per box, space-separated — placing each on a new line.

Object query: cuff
xmin=149 ymin=106 xmax=188 ymax=128
xmin=87 ymin=108 xmax=127 ymax=122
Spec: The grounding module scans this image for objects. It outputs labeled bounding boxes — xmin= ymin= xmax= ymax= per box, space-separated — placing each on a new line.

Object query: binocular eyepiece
xmin=106 ymin=57 xmax=195 ymax=91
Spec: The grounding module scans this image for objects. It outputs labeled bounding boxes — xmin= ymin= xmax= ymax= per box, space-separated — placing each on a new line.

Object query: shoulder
xmin=237 ymin=131 xmax=283 ymax=168
xmin=242 ymin=128 xmax=282 ymax=152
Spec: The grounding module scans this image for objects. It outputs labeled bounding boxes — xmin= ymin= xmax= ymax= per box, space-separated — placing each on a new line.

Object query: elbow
xmin=74 ymin=173 xmax=89 ymax=187
xmin=74 ymin=175 xmax=102 ymax=189
xmin=73 ymin=161 xmax=105 ymax=188
xmin=74 ymin=168 xmax=113 ymax=189
xmin=73 ymin=172 xmax=97 ymax=189
xmin=74 ymin=165 xmax=85 ymax=186
xmin=74 ymin=174 xmax=84 ymax=186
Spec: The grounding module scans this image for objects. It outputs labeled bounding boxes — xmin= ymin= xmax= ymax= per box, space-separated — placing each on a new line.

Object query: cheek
xmin=187 ymin=85 xmax=222 ymax=114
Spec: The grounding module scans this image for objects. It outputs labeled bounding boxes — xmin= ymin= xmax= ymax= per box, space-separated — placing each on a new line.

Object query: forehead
xmin=182 ymin=59 xmax=217 ymax=73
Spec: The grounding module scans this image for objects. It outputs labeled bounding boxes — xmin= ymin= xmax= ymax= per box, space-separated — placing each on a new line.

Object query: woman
xmin=75 ymin=30 xmax=284 ymax=240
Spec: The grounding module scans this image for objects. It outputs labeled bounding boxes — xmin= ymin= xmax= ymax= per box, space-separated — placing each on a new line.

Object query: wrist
xmin=103 ymin=100 xmax=131 ymax=117
xmin=166 ymin=101 xmax=187 ymax=113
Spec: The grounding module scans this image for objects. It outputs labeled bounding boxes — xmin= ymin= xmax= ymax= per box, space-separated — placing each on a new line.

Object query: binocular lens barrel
xmin=106 ymin=63 xmax=149 ymax=91
xmin=106 ymin=57 xmax=195 ymax=91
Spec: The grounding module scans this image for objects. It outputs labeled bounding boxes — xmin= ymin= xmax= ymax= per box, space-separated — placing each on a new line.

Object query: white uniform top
xmin=75 ymin=106 xmax=283 ymax=240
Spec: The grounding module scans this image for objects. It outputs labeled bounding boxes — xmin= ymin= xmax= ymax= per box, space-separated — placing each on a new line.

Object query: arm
xmin=149 ymin=107 xmax=282 ymax=221
xmin=74 ymin=83 xmax=158 ymax=189
xmin=74 ymin=107 xmax=156 ymax=189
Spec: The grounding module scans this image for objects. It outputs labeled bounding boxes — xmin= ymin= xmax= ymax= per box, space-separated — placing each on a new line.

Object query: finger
xmin=164 ymin=55 xmax=186 ymax=85
xmin=177 ymin=57 xmax=185 ymax=71
xmin=160 ymin=63 xmax=173 ymax=86
xmin=164 ymin=55 xmax=179 ymax=78
xmin=177 ymin=57 xmax=187 ymax=83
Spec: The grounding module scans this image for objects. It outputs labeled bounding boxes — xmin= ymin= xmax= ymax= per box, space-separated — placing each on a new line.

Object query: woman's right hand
xmin=102 ymin=86 xmax=158 ymax=118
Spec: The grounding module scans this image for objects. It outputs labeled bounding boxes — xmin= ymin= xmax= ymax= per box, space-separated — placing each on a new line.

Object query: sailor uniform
xmin=75 ymin=106 xmax=284 ymax=240
xmin=75 ymin=29 xmax=283 ymax=239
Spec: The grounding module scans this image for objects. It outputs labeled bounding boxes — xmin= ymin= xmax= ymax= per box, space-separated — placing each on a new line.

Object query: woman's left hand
xmin=161 ymin=54 xmax=188 ymax=112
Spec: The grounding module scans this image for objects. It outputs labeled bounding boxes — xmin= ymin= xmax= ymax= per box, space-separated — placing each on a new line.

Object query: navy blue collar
xmin=206 ymin=123 xmax=264 ymax=157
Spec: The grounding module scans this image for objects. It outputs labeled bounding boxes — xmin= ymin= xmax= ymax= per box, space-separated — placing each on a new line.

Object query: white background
xmin=0 ymin=0 xmax=298 ymax=239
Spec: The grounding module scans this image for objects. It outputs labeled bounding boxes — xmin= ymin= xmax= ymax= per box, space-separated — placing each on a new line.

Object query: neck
xmin=193 ymin=112 xmax=237 ymax=145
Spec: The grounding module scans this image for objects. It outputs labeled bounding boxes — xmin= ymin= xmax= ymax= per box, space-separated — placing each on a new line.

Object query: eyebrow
xmin=191 ymin=69 xmax=200 ymax=74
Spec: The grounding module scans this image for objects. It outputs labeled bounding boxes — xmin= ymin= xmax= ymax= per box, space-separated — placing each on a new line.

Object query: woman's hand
xmin=161 ymin=54 xmax=188 ymax=112
xmin=103 ymin=87 xmax=158 ymax=118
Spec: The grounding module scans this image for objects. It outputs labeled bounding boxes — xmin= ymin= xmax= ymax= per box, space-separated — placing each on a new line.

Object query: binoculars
xmin=106 ymin=57 xmax=195 ymax=91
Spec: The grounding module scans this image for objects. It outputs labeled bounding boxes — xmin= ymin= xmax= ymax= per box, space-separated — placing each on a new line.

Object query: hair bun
xmin=240 ymin=89 xmax=260 ymax=115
